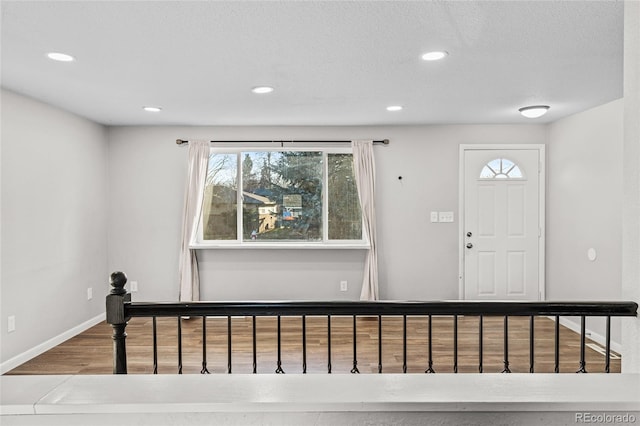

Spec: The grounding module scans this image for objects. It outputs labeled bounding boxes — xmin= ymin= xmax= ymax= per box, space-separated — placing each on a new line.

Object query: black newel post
xmin=106 ymin=271 xmax=131 ymax=374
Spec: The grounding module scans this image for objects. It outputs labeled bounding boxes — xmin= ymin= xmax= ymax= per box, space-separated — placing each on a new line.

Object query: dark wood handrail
xmin=124 ymin=300 xmax=638 ymax=318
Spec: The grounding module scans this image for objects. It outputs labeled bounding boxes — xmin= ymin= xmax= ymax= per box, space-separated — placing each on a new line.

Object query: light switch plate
xmin=430 ymin=212 xmax=439 ymax=223
xmin=439 ymin=211 xmax=454 ymax=223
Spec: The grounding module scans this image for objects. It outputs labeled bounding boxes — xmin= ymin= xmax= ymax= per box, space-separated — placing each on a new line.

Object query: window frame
xmin=190 ymin=145 xmax=369 ymax=249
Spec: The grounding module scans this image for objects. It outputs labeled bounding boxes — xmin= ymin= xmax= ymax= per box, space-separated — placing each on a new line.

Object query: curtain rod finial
xmin=383 ymin=139 xmax=390 ymax=145
xmin=176 ymin=139 xmax=186 ymax=145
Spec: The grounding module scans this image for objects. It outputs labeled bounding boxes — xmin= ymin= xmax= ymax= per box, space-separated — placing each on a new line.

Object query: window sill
xmin=189 ymin=242 xmax=370 ymax=250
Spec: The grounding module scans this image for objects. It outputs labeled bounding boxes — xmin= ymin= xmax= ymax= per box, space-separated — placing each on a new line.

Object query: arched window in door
xmin=479 ymin=158 xmax=524 ymax=179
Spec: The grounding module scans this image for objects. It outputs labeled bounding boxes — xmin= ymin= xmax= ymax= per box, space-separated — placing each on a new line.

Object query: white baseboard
xmin=549 ymin=316 xmax=622 ymax=355
xmin=0 ymin=312 xmax=105 ymax=374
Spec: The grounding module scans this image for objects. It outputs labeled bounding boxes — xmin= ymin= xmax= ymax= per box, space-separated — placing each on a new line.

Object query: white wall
xmin=622 ymin=0 xmax=640 ymax=373
xmin=107 ymin=124 xmax=546 ymax=302
xmin=547 ymin=99 xmax=624 ymax=345
xmin=0 ymin=89 xmax=108 ymax=366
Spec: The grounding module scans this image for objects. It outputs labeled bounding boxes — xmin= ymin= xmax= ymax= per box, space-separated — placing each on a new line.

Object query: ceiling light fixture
xmin=142 ymin=106 xmax=162 ymax=112
xmin=46 ymin=52 xmax=75 ymax=62
xmin=252 ymin=86 xmax=274 ymax=94
xmin=518 ymin=105 xmax=550 ymax=118
xmin=421 ymin=51 xmax=448 ymax=61
xmin=386 ymin=105 xmax=403 ymax=112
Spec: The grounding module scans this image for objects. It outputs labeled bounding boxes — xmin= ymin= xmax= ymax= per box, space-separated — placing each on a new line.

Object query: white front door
xmin=461 ymin=146 xmax=544 ymax=300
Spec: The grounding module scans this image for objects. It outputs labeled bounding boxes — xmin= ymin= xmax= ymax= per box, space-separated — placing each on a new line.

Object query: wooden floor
xmin=6 ymin=315 xmax=620 ymax=375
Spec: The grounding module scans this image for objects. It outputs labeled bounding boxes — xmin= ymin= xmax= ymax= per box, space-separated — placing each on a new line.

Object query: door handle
xmin=466 ymin=243 xmax=473 ymax=249
xmin=466 ymin=232 xmax=472 ymax=237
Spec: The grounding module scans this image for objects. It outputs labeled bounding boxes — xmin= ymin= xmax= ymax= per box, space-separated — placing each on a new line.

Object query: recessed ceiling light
xmin=46 ymin=52 xmax=75 ymax=62
xmin=142 ymin=106 xmax=162 ymax=112
xmin=421 ymin=51 xmax=448 ymax=61
xmin=386 ymin=105 xmax=403 ymax=112
xmin=252 ymin=86 xmax=274 ymax=94
xmin=518 ymin=105 xmax=550 ymax=118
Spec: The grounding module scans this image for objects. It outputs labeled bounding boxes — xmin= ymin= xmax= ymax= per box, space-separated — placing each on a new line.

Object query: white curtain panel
xmin=352 ymin=140 xmax=379 ymax=301
xmin=178 ymin=140 xmax=209 ymax=301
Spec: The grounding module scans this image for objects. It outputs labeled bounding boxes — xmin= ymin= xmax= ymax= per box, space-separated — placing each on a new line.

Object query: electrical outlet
xmin=8 ymin=316 xmax=16 ymax=333
xmin=130 ymin=281 xmax=138 ymax=292
xmin=340 ymin=281 xmax=348 ymax=292
xmin=87 ymin=287 xmax=93 ymax=300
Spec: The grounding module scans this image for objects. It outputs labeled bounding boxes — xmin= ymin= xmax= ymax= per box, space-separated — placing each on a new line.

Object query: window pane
xmin=328 ymin=153 xmax=362 ymax=240
xmin=479 ymin=158 xmax=524 ymax=179
xmin=202 ymin=153 xmax=237 ymax=240
xmin=242 ymin=151 xmax=323 ymax=241
xmin=506 ymin=165 xmax=523 ymax=178
xmin=480 ymin=165 xmax=496 ymax=179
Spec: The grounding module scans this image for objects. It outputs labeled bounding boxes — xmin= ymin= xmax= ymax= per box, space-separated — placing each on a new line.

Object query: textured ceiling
xmin=0 ymin=1 xmax=624 ymax=126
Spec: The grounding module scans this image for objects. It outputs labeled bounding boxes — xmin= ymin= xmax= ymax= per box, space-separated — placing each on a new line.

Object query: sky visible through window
xmin=480 ymin=158 xmax=523 ymax=179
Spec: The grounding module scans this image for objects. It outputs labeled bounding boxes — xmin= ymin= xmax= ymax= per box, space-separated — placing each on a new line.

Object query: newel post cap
xmin=107 ymin=271 xmax=130 ymax=325
xmin=110 ymin=271 xmax=128 ymax=295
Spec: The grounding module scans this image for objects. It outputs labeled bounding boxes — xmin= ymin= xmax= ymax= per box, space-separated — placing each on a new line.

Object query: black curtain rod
xmin=176 ymin=139 xmax=389 ymax=146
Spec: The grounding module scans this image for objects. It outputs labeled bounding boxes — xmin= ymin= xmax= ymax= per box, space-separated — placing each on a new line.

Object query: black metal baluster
xmin=275 ymin=316 xmax=284 ymax=373
xmin=577 ymin=316 xmax=587 ymax=373
xmin=152 ymin=316 xmax=158 ymax=374
xmin=378 ymin=315 xmax=382 ymax=374
xmin=554 ymin=315 xmax=560 ymax=373
xmin=177 ymin=317 xmax=183 ymax=374
xmin=502 ymin=316 xmax=511 ymax=373
xmin=302 ymin=315 xmax=307 ymax=374
xmin=605 ymin=316 xmax=611 ymax=374
xmin=201 ymin=316 xmax=210 ymax=374
xmin=403 ymin=315 xmax=407 ymax=373
xmin=529 ymin=315 xmax=535 ymax=373
xmin=252 ymin=316 xmax=257 ymax=374
xmin=453 ymin=315 xmax=458 ymax=373
xmin=227 ymin=316 xmax=232 ymax=374
xmin=327 ymin=315 xmax=332 ymax=374
xmin=478 ymin=315 xmax=483 ymax=373
xmin=425 ymin=315 xmax=435 ymax=373
xmin=351 ymin=315 xmax=360 ymax=373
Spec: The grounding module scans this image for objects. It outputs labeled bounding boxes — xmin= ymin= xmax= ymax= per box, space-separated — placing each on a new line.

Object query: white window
xmin=479 ymin=158 xmax=524 ymax=179
xmin=192 ymin=147 xmax=367 ymax=248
